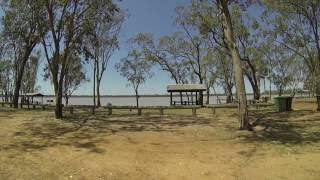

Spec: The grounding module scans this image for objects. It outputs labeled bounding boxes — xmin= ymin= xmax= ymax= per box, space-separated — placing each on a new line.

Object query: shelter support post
xmin=196 ymin=92 xmax=198 ymax=105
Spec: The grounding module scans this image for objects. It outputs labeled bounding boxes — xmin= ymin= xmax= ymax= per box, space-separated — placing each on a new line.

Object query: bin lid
xmin=274 ymin=96 xmax=293 ymax=99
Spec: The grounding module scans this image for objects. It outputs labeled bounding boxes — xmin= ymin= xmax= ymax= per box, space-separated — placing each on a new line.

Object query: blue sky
xmin=38 ymin=0 xmax=191 ymax=95
xmin=34 ymin=0 xmax=269 ymax=96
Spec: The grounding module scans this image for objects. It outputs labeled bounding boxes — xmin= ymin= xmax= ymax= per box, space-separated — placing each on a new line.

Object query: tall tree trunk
xmin=269 ymin=76 xmax=272 ymax=100
xmin=226 ymin=91 xmax=233 ymax=103
xmin=93 ymin=60 xmax=97 ymax=107
xmin=316 ymin=80 xmax=320 ymax=111
xmin=199 ymin=78 xmax=204 ymax=106
xmin=54 ymin=76 xmax=64 ymax=119
xmin=97 ymin=79 xmax=101 ymax=107
xmin=218 ymin=0 xmax=249 ymax=130
xmin=65 ymin=95 xmax=69 ymax=106
xmin=225 ymin=84 xmax=233 ymax=103
xmin=135 ymin=89 xmax=139 ymax=108
xmin=278 ymin=85 xmax=283 ymax=96
xmin=13 ymin=50 xmax=32 ymax=108
xmin=246 ymin=73 xmax=260 ymax=101
xmin=314 ymin=31 xmax=320 ymax=111
xmin=55 ymin=89 xmax=63 ymax=118
xmin=315 ymin=47 xmax=320 ymax=111
xmin=96 ymin=60 xmax=101 ymax=107
xmin=315 ymin=61 xmax=320 ymax=110
xmin=206 ymin=86 xmax=210 ymax=104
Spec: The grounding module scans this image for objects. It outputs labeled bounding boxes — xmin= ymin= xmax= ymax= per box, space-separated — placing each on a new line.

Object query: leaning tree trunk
xmin=247 ymin=74 xmax=260 ymax=101
xmin=218 ymin=0 xmax=249 ymax=130
xmin=245 ymin=60 xmax=261 ymax=101
xmin=12 ymin=47 xmax=35 ymax=108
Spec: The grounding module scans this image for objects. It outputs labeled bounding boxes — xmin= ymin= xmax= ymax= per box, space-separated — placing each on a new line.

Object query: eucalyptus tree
xmin=216 ymin=52 xmax=235 ymax=103
xmin=83 ymin=6 xmax=124 ymax=107
xmin=130 ymin=32 xmax=191 ymax=85
xmin=232 ymin=10 xmax=267 ymax=101
xmin=40 ymin=0 xmax=119 ymax=118
xmin=181 ymin=0 xmax=249 ymax=128
xmin=1 ymin=0 xmax=45 ymax=108
xmin=266 ymin=45 xmax=304 ymax=96
xmin=216 ymin=0 xmax=249 ymax=129
xmin=202 ymin=48 xmax=219 ymax=104
xmin=43 ymin=52 xmax=87 ymax=106
xmin=263 ymin=0 xmax=320 ymax=110
xmin=21 ymin=53 xmax=40 ymax=95
xmin=0 ymin=59 xmax=13 ymax=102
xmin=63 ymin=54 xmax=87 ymax=106
xmin=175 ymin=6 xmax=212 ymax=105
xmin=187 ymin=0 xmax=267 ymax=101
xmin=115 ymin=50 xmax=153 ymax=108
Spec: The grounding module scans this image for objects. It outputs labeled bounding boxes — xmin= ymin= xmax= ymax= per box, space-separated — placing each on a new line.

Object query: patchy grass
xmin=0 ymin=101 xmax=320 ymax=179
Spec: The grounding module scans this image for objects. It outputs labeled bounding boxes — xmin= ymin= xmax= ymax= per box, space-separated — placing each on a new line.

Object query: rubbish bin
xmin=274 ymin=96 xmax=293 ymax=112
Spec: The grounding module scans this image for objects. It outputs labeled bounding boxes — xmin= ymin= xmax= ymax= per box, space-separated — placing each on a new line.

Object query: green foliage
xmin=115 ymin=49 xmax=153 ymax=91
xmin=21 ymin=52 xmax=40 ymax=94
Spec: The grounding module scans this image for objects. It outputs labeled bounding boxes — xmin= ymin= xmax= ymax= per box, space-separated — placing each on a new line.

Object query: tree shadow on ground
xmin=1 ymin=112 xmax=213 ymax=155
xmin=241 ymin=110 xmax=320 ymax=145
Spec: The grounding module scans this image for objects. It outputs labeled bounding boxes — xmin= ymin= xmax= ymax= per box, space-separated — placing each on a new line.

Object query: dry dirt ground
xmin=1 ymin=101 xmax=320 ymax=180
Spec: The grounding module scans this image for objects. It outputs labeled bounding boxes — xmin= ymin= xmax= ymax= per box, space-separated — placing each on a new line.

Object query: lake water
xmin=3 ymin=94 xmax=304 ymax=106
xmin=7 ymin=95 xmax=261 ymax=106
xmin=1 ymin=94 xmax=308 ymax=106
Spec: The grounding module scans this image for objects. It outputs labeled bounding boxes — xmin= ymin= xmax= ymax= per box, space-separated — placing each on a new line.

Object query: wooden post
xmin=32 ymin=104 xmax=36 ymax=110
xmin=1 ymin=103 xmax=4 ymax=107
xmin=27 ymin=101 xmax=30 ymax=110
xmin=138 ymin=108 xmax=142 ymax=115
xmin=108 ymin=106 xmax=112 ymax=115
xmin=180 ymin=92 xmax=183 ymax=105
xmin=195 ymin=92 xmax=198 ymax=105
xmin=192 ymin=108 xmax=197 ymax=116
xmin=70 ymin=107 xmax=74 ymax=114
xmin=10 ymin=103 xmax=12 ymax=108
xmin=212 ymin=107 xmax=216 ymax=114
xmin=42 ymin=105 xmax=45 ymax=111
xmin=159 ymin=107 xmax=164 ymax=115
xmin=191 ymin=92 xmax=194 ymax=105
xmin=170 ymin=92 xmax=173 ymax=106
xmin=91 ymin=106 xmax=95 ymax=115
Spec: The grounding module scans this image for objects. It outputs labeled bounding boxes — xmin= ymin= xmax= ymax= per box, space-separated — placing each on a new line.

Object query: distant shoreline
xmin=7 ymin=93 xmax=254 ymax=98
xmin=0 ymin=92 xmax=310 ymax=98
xmin=0 ymin=93 xmax=301 ymax=98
